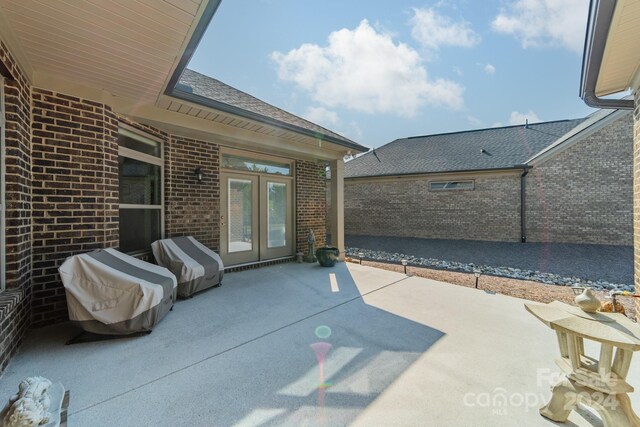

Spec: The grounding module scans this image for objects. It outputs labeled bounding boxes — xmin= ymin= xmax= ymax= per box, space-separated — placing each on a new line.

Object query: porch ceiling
xmin=596 ymin=0 xmax=640 ymax=96
xmin=0 ymin=0 xmax=209 ymax=103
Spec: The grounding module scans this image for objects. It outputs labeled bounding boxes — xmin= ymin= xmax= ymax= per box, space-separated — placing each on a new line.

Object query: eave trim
xmin=343 ymin=166 xmax=527 ymax=181
xmin=580 ymin=0 xmax=634 ymax=109
xmin=168 ymin=88 xmax=368 ymax=152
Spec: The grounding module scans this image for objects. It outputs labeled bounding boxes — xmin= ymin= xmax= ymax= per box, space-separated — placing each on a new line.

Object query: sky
xmin=189 ymin=0 xmax=595 ymax=149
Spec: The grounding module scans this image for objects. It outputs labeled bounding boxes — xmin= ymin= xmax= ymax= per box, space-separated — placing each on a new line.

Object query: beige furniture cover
xmin=59 ymin=248 xmax=177 ymax=335
xmin=151 ymin=236 xmax=224 ymax=298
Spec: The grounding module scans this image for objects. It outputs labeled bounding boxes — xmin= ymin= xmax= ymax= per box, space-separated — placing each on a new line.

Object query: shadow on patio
xmin=0 ymin=262 xmax=445 ymax=426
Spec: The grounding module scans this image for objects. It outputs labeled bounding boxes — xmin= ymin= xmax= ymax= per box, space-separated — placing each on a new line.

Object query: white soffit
xmin=0 ymin=0 xmax=207 ymax=103
xmin=596 ymin=0 xmax=640 ymax=96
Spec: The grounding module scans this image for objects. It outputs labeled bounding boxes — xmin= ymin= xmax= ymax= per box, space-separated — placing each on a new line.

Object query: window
xmin=429 ymin=180 xmax=474 ymax=191
xmin=118 ymin=126 xmax=164 ymax=254
xmin=0 ymin=77 xmax=5 ymax=289
xmin=221 ymin=153 xmax=291 ymax=176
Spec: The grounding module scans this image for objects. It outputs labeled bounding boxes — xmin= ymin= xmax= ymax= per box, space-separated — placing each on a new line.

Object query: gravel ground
xmin=346 ymin=235 xmax=633 ymax=285
xmin=351 ymin=258 xmax=638 ymax=321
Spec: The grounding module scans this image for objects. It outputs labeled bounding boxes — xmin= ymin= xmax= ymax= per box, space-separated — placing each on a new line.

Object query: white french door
xmin=220 ymin=172 xmax=293 ymax=266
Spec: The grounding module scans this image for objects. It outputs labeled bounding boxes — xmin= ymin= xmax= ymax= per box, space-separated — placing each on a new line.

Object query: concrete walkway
xmin=347 ymin=235 xmax=634 ymax=285
xmin=0 ymin=263 xmax=638 ymax=426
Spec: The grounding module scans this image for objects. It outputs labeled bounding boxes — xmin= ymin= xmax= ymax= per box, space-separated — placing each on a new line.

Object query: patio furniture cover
xmin=59 ymin=248 xmax=177 ymax=335
xmin=151 ymin=236 xmax=224 ymax=298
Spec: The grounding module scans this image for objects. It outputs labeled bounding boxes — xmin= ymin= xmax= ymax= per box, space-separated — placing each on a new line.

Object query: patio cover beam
xmin=330 ymin=159 xmax=345 ymax=260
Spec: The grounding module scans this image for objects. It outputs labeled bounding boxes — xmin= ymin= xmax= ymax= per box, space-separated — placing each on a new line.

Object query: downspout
xmin=519 ymin=165 xmax=530 ymax=243
xmin=580 ymin=0 xmax=634 ymax=110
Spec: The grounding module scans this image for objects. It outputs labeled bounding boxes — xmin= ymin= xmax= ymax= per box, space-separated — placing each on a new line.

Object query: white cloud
xmin=346 ymin=121 xmax=363 ymax=141
xmin=304 ymin=106 xmax=363 ymax=142
xmin=304 ymin=106 xmax=339 ymax=127
xmin=410 ymin=7 xmax=480 ymax=51
xmin=509 ymin=110 xmax=541 ymax=125
xmin=467 ymin=115 xmax=485 ymax=127
xmin=484 ymin=63 xmax=496 ymax=75
xmin=491 ymin=122 xmax=504 ymax=128
xmin=271 ymin=19 xmax=464 ymax=117
xmin=492 ymin=0 xmax=589 ymax=53
xmin=453 ymin=65 xmax=463 ymax=76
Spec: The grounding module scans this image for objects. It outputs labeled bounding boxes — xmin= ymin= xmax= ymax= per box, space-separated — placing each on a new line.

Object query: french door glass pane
xmin=267 ymin=182 xmax=287 ymax=249
xmin=228 ymin=179 xmax=253 ymax=253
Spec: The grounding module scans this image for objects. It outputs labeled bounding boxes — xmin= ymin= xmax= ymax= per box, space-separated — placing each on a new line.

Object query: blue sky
xmin=189 ymin=0 xmax=594 ymax=148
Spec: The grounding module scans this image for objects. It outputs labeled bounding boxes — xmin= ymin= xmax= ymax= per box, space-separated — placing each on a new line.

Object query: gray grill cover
xmin=151 ymin=236 xmax=224 ymax=298
xmin=59 ymin=248 xmax=177 ymax=335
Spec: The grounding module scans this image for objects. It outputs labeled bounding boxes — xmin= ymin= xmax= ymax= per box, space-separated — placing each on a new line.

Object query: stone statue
xmin=304 ymin=229 xmax=317 ymax=263
xmin=2 ymin=377 xmax=52 ymax=427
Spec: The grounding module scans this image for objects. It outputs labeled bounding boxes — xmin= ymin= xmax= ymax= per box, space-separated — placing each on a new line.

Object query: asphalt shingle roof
xmin=345 ymin=119 xmax=586 ymax=178
xmin=177 ymin=69 xmax=365 ymax=150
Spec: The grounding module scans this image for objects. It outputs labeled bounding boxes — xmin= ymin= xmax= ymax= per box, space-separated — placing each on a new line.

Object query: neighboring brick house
xmin=0 ymin=1 xmax=366 ymax=372
xmin=338 ymin=109 xmax=633 ymax=245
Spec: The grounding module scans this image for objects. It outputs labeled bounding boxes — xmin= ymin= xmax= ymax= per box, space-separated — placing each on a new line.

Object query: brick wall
xmin=526 ymin=112 xmax=633 ymax=245
xmin=0 ymin=39 xmax=32 ymax=371
xmin=30 ymin=89 xmax=120 ymax=326
xmin=634 ymin=90 xmax=640 ymax=321
xmin=165 ymin=135 xmax=220 ymax=250
xmin=296 ymin=160 xmax=327 ymax=255
xmin=343 ymin=172 xmax=522 ymax=241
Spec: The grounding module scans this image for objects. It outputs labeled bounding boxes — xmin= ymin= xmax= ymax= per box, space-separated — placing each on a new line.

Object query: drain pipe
xmin=519 ymin=165 xmax=530 ymax=243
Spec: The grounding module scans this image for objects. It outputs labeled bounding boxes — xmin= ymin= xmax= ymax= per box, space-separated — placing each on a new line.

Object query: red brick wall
xmin=0 ymin=39 xmax=32 ymax=371
xmin=30 ymin=89 xmax=120 ymax=326
xmin=296 ymin=160 xmax=327 ymax=255
xmin=165 ymin=135 xmax=220 ymax=250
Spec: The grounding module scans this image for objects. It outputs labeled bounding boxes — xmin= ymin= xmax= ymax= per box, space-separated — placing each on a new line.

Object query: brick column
xmin=31 ymin=89 xmax=119 ymax=326
xmin=0 ymin=39 xmax=32 ymax=372
xmin=329 ymin=159 xmax=345 ymax=260
xmin=296 ymin=160 xmax=327 ymax=255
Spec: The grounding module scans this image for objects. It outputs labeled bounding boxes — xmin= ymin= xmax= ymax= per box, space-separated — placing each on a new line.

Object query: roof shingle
xmin=344 ymin=119 xmax=585 ymax=178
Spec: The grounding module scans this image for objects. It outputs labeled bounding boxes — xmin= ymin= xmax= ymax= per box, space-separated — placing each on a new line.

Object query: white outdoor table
xmin=525 ymin=300 xmax=640 ymax=427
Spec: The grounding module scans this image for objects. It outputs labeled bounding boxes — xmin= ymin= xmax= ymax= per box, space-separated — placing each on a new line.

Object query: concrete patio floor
xmin=0 ymin=262 xmax=638 ymax=426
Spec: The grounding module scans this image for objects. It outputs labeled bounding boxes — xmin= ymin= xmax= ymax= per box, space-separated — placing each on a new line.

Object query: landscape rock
xmin=346 ymin=247 xmax=632 ymax=292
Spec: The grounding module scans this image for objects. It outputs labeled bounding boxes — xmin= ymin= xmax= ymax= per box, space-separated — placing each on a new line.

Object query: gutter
xmin=580 ymin=0 xmax=634 ymax=110
xmin=518 ymin=165 xmax=530 ymax=243
xmin=342 ymin=166 xmax=527 ymax=181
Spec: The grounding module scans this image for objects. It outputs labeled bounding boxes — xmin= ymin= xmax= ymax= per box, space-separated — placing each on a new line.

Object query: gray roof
xmin=176 ymin=69 xmax=366 ymax=151
xmin=344 ymin=119 xmax=586 ymax=178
